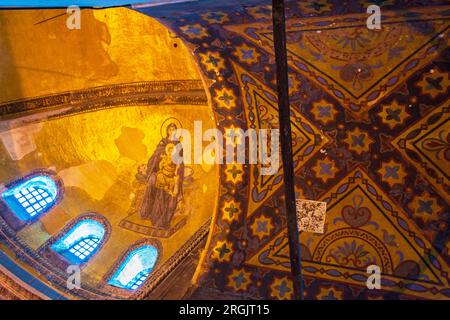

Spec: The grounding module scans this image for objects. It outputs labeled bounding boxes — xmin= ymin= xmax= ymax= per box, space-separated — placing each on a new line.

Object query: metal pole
xmin=271 ymin=0 xmax=304 ymax=300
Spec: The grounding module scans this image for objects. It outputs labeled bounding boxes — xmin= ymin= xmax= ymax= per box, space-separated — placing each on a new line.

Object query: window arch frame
xmin=101 ymin=238 xmax=162 ymax=296
xmin=38 ymin=213 xmax=111 ymax=271
xmin=0 ymin=170 xmax=63 ymax=231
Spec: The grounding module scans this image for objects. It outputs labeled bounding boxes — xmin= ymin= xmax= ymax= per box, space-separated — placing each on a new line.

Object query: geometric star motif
xmin=408 ymin=191 xmax=443 ymax=224
xmin=246 ymin=5 xmax=271 ymax=20
xmin=199 ymin=51 xmax=226 ymax=74
xmin=233 ymin=43 xmax=260 ymax=64
xmin=311 ymin=98 xmax=338 ymax=126
xmin=222 ymin=199 xmax=241 ymax=223
xmin=312 ymin=158 xmax=338 ymax=183
xmin=201 ymin=11 xmax=229 ymax=24
xmin=378 ymin=159 xmax=407 ymax=187
xmin=214 ymin=87 xmax=237 ymax=110
xmin=270 ymin=277 xmax=293 ymax=300
xmin=223 ymin=124 xmax=245 ymax=146
xmin=211 ymin=240 xmax=233 ymax=263
xmin=224 ymin=164 xmax=244 ymax=185
xmin=180 ymin=24 xmax=208 ymax=39
xmin=250 ymin=215 xmax=274 ymax=240
xmin=344 ymin=127 xmax=374 ymax=155
xmin=298 ymin=0 xmax=332 ymax=14
xmin=227 ymin=268 xmax=252 ymax=291
xmin=417 ymin=68 xmax=449 ymax=100
xmin=378 ymin=100 xmax=410 ymax=129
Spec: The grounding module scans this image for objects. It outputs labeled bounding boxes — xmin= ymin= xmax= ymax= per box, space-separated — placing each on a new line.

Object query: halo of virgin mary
xmin=139 ymin=118 xmax=184 ymax=230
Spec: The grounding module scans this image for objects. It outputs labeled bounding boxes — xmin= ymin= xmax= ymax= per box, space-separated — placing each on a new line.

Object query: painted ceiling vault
xmin=0 ymin=0 xmax=449 ymax=300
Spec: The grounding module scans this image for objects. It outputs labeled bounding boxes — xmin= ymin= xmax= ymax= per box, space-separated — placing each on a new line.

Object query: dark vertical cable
xmin=271 ymin=0 xmax=304 ymax=300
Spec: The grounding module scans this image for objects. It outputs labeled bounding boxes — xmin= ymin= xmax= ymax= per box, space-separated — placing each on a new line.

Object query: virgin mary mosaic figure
xmin=139 ymin=118 xmax=184 ymax=230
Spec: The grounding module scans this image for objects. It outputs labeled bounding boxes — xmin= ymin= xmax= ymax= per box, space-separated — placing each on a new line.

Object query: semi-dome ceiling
xmin=0 ymin=7 xmax=218 ymax=300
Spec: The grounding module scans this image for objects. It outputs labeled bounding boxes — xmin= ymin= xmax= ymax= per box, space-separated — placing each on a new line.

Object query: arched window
xmin=1 ymin=175 xmax=58 ymax=221
xmin=51 ymin=219 xmax=105 ymax=264
xmin=108 ymin=245 xmax=158 ymax=290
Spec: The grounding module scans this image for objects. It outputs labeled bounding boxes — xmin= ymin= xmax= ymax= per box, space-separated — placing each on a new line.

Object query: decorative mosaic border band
xmin=0 ymin=80 xmax=208 ymax=120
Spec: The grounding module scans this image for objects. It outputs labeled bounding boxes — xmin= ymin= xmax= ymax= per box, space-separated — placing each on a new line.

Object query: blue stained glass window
xmin=108 ymin=245 xmax=158 ymax=290
xmin=1 ymin=175 xmax=58 ymax=221
xmin=51 ymin=219 xmax=105 ymax=265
